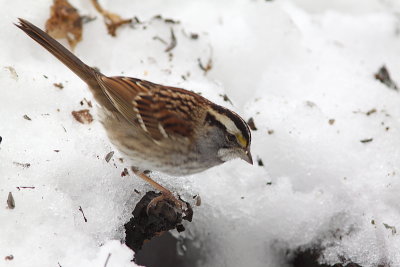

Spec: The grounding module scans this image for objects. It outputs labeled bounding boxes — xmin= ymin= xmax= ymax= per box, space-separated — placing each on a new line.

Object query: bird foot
xmin=146 ymin=191 xmax=187 ymax=215
xmin=134 ymin=171 xmax=188 ymax=215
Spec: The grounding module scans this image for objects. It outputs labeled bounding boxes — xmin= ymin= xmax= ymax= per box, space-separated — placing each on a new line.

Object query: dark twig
xmin=79 ymin=206 xmax=88 ymax=222
xmin=16 ymin=186 xmax=35 ymax=190
xmin=360 ymin=138 xmax=373 ymax=143
xmin=104 ymin=253 xmax=111 ymax=267
xmin=165 ymin=28 xmax=177 ymax=52
xmin=153 ymin=36 xmax=167 ymax=45
xmin=198 ymin=46 xmax=213 ymax=74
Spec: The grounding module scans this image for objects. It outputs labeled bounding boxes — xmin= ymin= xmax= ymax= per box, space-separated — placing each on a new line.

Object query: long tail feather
xmin=15 ymin=18 xmax=95 ymax=85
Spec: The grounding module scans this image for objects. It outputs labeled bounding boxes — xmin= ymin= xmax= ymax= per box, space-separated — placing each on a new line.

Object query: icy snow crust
xmin=1 ymin=0 xmax=400 ymax=266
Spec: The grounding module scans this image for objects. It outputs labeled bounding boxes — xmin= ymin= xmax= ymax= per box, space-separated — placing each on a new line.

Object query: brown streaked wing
xmin=98 ymin=76 xmax=199 ymax=141
xmin=98 ymin=76 xmax=146 ymax=124
xmin=134 ymin=84 xmax=198 ymax=140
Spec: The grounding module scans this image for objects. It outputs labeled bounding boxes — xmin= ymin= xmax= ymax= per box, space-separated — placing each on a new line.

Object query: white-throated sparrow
xmin=16 ymin=19 xmax=252 ymax=202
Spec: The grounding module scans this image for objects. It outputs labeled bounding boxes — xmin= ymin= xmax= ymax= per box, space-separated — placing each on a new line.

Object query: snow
xmin=1 ymin=0 xmax=400 ymax=266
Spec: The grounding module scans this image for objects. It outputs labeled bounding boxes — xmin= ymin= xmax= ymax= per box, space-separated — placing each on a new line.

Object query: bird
xmin=16 ymin=18 xmax=252 ymax=208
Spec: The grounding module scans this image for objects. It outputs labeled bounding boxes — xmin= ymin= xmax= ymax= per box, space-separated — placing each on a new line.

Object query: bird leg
xmin=134 ymin=171 xmax=187 ymax=213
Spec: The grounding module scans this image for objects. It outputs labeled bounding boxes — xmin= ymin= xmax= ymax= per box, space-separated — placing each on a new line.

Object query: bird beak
xmin=240 ymin=148 xmax=253 ymax=165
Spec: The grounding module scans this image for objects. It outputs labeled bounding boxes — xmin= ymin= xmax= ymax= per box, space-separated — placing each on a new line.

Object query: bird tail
xmin=15 ymin=18 xmax=96 ymax=86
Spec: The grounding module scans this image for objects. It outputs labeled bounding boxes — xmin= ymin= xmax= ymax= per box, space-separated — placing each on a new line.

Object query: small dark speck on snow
xmin=366 ymin=108 xmax=377 ymax=116
xmin=247 ymin=117 xmax=257 ymax=131
xmin=360 ymin=138 xmax=373 ymax=143
xmin=7 ymin=192 xmax=15 ymax=209
xmin=383 ymin=223 xmax=397 ymax=235
xmin=374 ymin=65 xmax=398 ymax=90
xmin=105 ymin=151 xmax=114 ymax=162
xmin=23 ymin=114 xmax=32 ymax=121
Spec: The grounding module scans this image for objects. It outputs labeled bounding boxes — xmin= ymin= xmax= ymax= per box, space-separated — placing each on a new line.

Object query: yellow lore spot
xmin=236 ymin=134 xmax=247 ymax=147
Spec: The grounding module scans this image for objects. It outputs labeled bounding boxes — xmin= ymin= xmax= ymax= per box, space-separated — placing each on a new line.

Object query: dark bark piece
xmin=125 ymin=191 xmax=193 ymax=252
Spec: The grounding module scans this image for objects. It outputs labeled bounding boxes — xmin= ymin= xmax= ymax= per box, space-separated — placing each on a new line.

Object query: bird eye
xmin=226 ymin=133 xmax=236 ymax=143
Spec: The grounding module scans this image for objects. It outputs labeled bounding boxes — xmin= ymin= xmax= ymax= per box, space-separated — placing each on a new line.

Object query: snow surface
xmin=1 ymin=0 xmax=400 ymax=266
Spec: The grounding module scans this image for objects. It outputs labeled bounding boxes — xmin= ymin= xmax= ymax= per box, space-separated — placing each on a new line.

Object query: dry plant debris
xmin=125 ymin=191 xmax=193 ymax=252
xmin=90 ymin=0 xmax=132 ymax=37
xmin=7 ymin=192 xmax=15 ymax=209
xmin=152 ymin=36 xmax=167 ymax=45
xmin=16 ymin=186 xmax=35 ymax=190
xmin=23 ymin=114 xmax=32 ymax=121
xmin=360 ymin=138 xmax=373 ymax=143
xmin=247 ymin=117 xmax=258 ymax=131
xmin=45 ymin=0 xmax=82 ymax=50
xmin=121 ymin=168 xmax=129 ymax=177
xmin=71 ymin=109 xmax=93 ymax=124
xmin=153 ymin=15 xmax=180 ymax=24
xmin=4 ymin=66 xmax=18 ymax=80
xmin=153 ymin=28 xmax=177 ymax=53
xmin=383 ymin=223 xmax=397 ymax=235
xmin=190 ymin=33 xmax=199 ymax=39
xmin=103 ymin=253 xmax=111 ymax=267
xmin=198 ymin=56 xmax=213 ymax=74
xmin=53 ymin=82 xmax=64 ymax=89
xmin=198 ymin=45 xmax=213 ymax=74
xmin=374 ymin=65 xmax=398 ymax=90
xmin=80 ymin=98 xmax=93 ymax=108
xmin=165 ymin=28 xmax=177 ymax=52
xmin=193 ymin=195 xmax=201 ymax=206
xmin=13 ymin=162 xmax=31 ymax=168
xmin=78 ymin=206 xmax=87 ymax=222
xmin=81 ymin=15 xmax=97 ymax=24
xmin=105 ymin=151 xmax=114 ymax=162
xmin=4 ymin=255 xmax=14 ymax=261
xmin=220 ymin=94 xmax=233 ymax=105
xmin=366 ymin=108 xmax=377 ymax=116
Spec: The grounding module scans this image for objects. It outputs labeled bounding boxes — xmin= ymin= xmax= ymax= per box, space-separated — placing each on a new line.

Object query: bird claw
xmin=146 ymin=191 xmax=187 ymax=215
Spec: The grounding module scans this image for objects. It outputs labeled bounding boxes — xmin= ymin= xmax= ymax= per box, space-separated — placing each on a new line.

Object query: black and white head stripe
xmin=206 ymin=104 xmax=251 ymax=146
